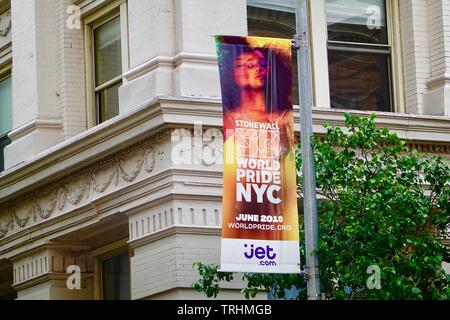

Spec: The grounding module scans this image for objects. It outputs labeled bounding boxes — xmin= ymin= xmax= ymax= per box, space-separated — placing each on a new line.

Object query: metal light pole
xmin=293 ymin=0 xmax=321 ymax=300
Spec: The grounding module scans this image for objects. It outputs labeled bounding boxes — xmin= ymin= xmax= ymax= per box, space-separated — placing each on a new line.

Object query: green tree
xmin=193 ymin=114 xmax=450 ymax=300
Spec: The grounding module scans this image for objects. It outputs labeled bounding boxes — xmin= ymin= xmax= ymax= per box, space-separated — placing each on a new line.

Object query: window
xmin=247 ymin=0 xmax=299 ymax=105
xmin=93 ymin=15 xmax=122 ymax=123
xmin=0 ymin=73 xmax=12 ymax=172
xmin=326 ymin=0 xmax=392 ymax=111
xmin=85 ymin=0 xmax=128 ymax=126
xmin=101 ymin=252 xmax=130 ymax=300
xmin=247 ymin=0 xmax=401 ymax=112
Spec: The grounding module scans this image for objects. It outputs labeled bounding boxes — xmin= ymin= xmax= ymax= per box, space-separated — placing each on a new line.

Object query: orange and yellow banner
xmin=216 ymin=35 xmax=301 ymax=273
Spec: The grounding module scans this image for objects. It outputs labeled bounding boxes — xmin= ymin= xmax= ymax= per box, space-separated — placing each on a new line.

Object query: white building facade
xmin=0 ymin=0 xmax=449 ymax=300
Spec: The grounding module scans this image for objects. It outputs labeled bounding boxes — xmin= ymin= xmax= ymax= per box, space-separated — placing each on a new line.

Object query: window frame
xmin=312 ymin=0 xmax=404 ymax=112
xmin=246 ymin=0 xmax=404 ymax=112
xmin=326 ymin=0 xmax=391 ymax=112
xmin=91 ymin=239 xmax=130 ymax=300
xmin=84 ymin=0 xmax=129 ymax=128
xmin=0 ymin=63 xmax=12 ymax=173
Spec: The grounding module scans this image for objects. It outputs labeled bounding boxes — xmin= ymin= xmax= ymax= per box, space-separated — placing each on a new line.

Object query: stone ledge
xmin=8 ymin=119 xmax=63 ymax=141
xmin=128 ymin=225 xmax=221 ymax=249
xmin=124 ymin=52 xmax=218 ymax=82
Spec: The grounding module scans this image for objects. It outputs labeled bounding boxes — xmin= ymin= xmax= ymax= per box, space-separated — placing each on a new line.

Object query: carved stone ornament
xmin=0 ymin=10 xmax=11 ymax=38
xmin=0 ymin=137 xmax=163 ymax=239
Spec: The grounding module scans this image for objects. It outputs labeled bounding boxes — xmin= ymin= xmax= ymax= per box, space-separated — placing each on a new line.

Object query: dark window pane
xmin=247 ymin=5 xmax=296 ymax=38
xmin=328 ymin=50 xmax=391 ymax=112
xmin=0 ymin=135 xmax=12 ymax=172
xmin=94 ymin=16 xmax=122 ymax=86
xmin=327 ymin=0 xmax=388 ymax=44
xmin=247 ymin=5 xmax=299 ymax=105
xmin=97 ymin=82 xmax=121 ymax=123
xmin=0 ymin=76 xmax=12 ymax=136
xmin=102 ymin=252 xmax=130 ymax=300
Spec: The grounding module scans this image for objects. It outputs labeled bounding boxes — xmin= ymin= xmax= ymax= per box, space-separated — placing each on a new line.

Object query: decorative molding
xmin=307 ymin=107 xmax=450 ymax=137
xmin=8 ymin=119 xmax=63 ymax=141
xmin=312 ymin=135 xmax=450 ymax=155
xmin=0 ymin=97 xmax=174 ymax=200
xmin=128 ymin=200 xmax=222 ymax=242
xmin=124 ymin=55 xmax=175 ymax=81
xmin=13 ymin=251 xmax=48 ymax=286
xmin=0 ymin=137 xmax=161 ymax=239
xmin=426 ymin=74 xmax=450 ymax=89
xmin=173 ymin=52 xmax=218 ymax=67
xmin=124 ymin=52 xmax=218 ymax=82
xmin=0 ymin=41 xmax=11 ymax=63
xmin=407 ymin=143 xmax=450 ymax=155
xmin=12 ymin=245 xmax=94 ymax=287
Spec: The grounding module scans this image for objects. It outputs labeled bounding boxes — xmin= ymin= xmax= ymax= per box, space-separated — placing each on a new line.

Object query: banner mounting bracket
xmin=292 ymin=32 xmax=309 ymax=50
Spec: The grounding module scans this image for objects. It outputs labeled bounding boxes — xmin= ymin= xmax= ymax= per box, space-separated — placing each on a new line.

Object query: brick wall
xmin=57 ymin=0 xmax=87 ymax=139
xmin=428 ymin=0 xmax=449 ymax=79
xmin=11 ymin=0 xmax=40 ymax=127
xmin=399 ymin=0 xmax=430 ymax=114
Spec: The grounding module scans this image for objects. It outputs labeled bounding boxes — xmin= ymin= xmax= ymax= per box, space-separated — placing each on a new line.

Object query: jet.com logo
xmin=244 ymin=244 xmax=277 ymax=267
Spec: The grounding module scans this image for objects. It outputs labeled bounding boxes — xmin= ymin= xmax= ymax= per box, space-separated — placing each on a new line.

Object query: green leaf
xmin=193 ymin=114 xmax=450 ymax=300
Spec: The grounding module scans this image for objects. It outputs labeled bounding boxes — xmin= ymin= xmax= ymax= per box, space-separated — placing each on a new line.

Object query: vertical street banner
xmin=216 ymin=35 xmax=301 ymax=273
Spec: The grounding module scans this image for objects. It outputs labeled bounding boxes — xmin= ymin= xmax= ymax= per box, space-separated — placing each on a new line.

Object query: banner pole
xmin=293 ymin=0 xmax=322 ymax=300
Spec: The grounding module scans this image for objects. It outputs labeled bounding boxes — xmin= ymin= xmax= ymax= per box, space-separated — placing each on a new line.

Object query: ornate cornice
xmin=128 ymin=199 xmax=222 ymax=243
xmin=426 ymin=74 xmax=450 ymax=89
xmin=0 ymin=135 xmax=163 ymax=240
xmin=74 ymin=0 xmax=115 ymax=17
xmin=408 ymin=143 xmax=450 ymax=155
xmin=11 ymin=244 xmax=94 ymax=288
xmin=307 ymin=135 xmax=450 ymax=156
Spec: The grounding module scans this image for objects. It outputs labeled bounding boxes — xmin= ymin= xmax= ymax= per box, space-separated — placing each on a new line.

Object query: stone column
xmin=4 ymin=0 xmax=64 ymax=169
xmin=172 ymin=0 xmax=247 ymax=99
xmin=424 ymin=0 xmax=450 ymax=116
xmin=119 ymin=0 xmax=177 ymax=112
xmin=12 ymin=243 xmax=93 ymax=300
xmin=399 ymin=0 xmax=430 ymax=114
xmin=119 ymin=0 xmax=247 ymax=112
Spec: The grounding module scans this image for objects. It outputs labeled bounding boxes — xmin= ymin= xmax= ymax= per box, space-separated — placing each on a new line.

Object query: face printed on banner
xmin=216 ymin=35 xmax=300 ymax=274
xmin=234 ymin=51 xmax=269 ymax=90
